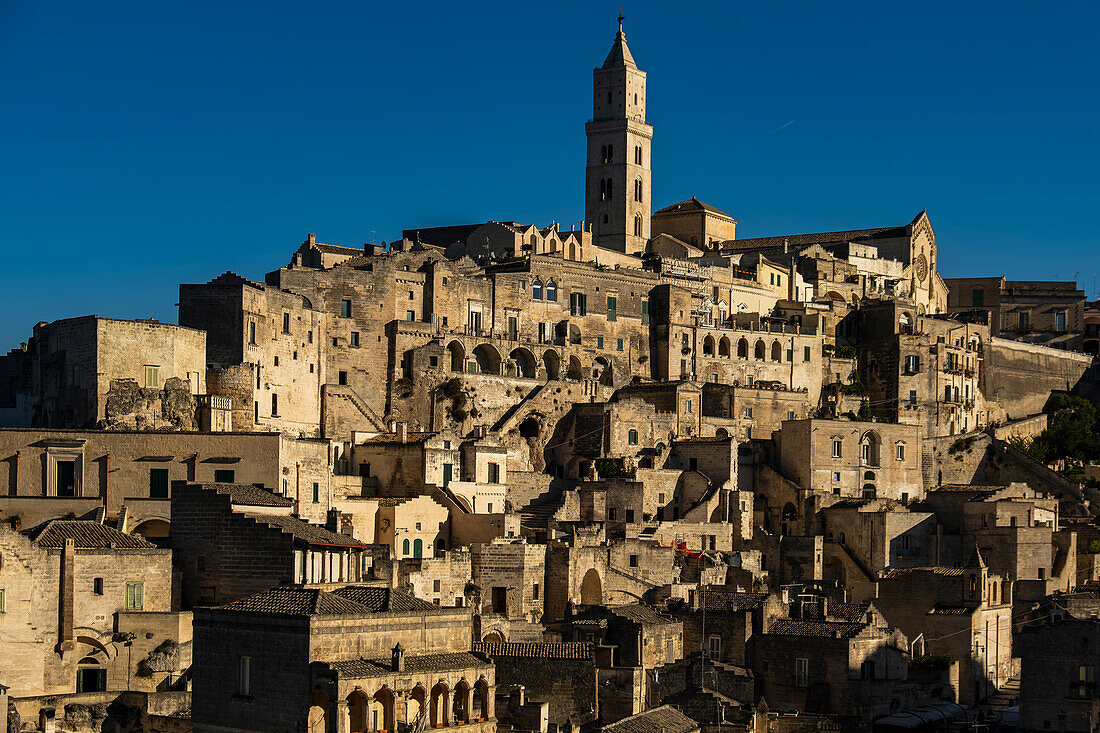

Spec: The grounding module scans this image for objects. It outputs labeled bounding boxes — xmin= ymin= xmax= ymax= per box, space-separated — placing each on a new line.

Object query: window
xmin=93 ymin=577 xmax=103 ymax=595
xmin=144 ymin=365 xmax=160 ymax=389
xmin=273 ymin=355 xmax=279 ymax=366
xmin=617 ymin=338 xmax=624 ymax=351
xmin=149 ymin=469 xmax=169 ymax=499
xmin=238 ymin=656 xmax=252 ymax=696
xmin=795 ymin=658 xmax=809 ymax=687
xmin=533 ymin=583 xmax=539 ymax=600
xmin=434 ymin=580 xmax=441 ymax=592
xmin=905 ymin=355 xmax=921 ymax=373
xmin=487 ymin=462 xmax=500 ymax=484
xmin=341 ymin=299 xmax=352 ymax=318
xmin=635 ymin=145 xmax=642 ymax=164
xmin=570 ymin=292 xmax=587 ymax=316
xmin=833 ymin=472 xmax=841 ymax=481
xmin=743 ymin=407 xmax=753 ymax=419
xmin=909 ymin=390 xmax=918 ymax=405
xmin=787 ymin=410 xmax=795 ymax=420
xmin=641 ymin=299 xmax=649 ymax=325
xmin=282 ymin=313 xmax=290 ymax=333
xmin=685 ymin=399 xmax=692 ymax=414
xmin=597 ymin=336 xmax=604 ymax=349
xmin=546 ymin=280 xmax=557 ymax=302
xmin=406 ymin=310 xmax=415 ymax=322
xmin=625 ymin=509 xmax=635 ymax=522
xmin=338 ymin=370 xmax=348 ymax=385
xmin=628 ymin=429 xmax=638 ymax=445
xmin=312 ymin=483 xmax=320 ymax=503
xmin=126 ymin=582 xmax=144 ymax=610
xmin=896 ymin=443 xmax=906 ymax=461
xmin=56 ymin=459 xmax=77 ymax=497
xmin=832 ymin=440 xmax=842 ymax=458
xmin=214 ymin=469 xmax=235 ymax=482
xmin=248 ymin=321 xmax=256 ymax=344
xmin=608 ymin=508 xmax=617 ymax=520
xmin=76 ymin=657 xmax=106 ymax=693
xmin=350 ymin=332 xmax=359 ymax=347
xmin=629 ymin=554 xmax=639 ymax=567
xmin=402 ymin=538 xmax=410 ymax=555
xmin=971 ymin=288 xmax=985 ymax=307
xmin=307 ymin=330 xmax=313 ymax=343
xmin=1077 ymin=665 xmax=1094 ymax=697
xmin=0 ymin=588 xmax=5 ymax=613
xmin=532 ymin=279 xmax=542 ymax=300
xmin=708 ymin=635 xmax=721 ymax=657
xmin=408 ymin=291 xmax=415 ymax=300
xmin=860 ymin=660 xmax=876 ymax=679
xmin=271 ymin=393 xmax=278 ymax=416
xmin=607 ymin=295 xmax=617 ymax=321
xmin=786 ymin=348 xmax=793 ymax=362
xmin=1056 ymin=310 xmax=1067 ymax=332
xmin=634 ymin=179 xmax=642 ymax=202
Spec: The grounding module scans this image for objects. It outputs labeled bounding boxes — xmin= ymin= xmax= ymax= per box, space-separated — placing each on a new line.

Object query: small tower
xmin=584 ymin=15 xmax=653 ymax=254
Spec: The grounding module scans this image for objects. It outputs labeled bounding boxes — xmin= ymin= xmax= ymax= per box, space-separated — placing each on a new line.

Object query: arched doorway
xmin=309 ymin=690 xmax=330 ymax=733
xmin=413 ymin=538 xmax=423 ymax=559
xmin=719 ymin=337 xmax=731 ymax=357
xmin=702 ymin=335 xmax=715 ymax=356
xmin=543 ymin=350 xmax=561 ymax=380
xmin=76 ymin=656 xmax=106 ymax=692
xmin=453 ymin=680 xmax=471 ymax=724
xmin=737 ymin=338 xmax=748 ymax=359
xmin=781 ymin=502 xmax=798 ymax=534
xmin=407 ymin=686 xmax=426 ymax=726
xmin=593 ymin=356 xmax=613 ymax=386
xmin=474 ymin=678 xmax=490 ymax=720
xmin=754 ymin=340 xmax=766 ymax=360
xmin=567 ymin=355 xmax=583 ymax=381
xmin=372 ymin=687 xmax=395 ymax=732
xmin=473 ymin=344 xmax=501 ymax=375
xmin=771 ymin=340 xmax=782 ymax=362
xmin=348 ymin=690 xmax=369 ymax=733
xmin=860 ymin=431 xmax=881 ymax=467
xmin=430 ymin=682 xmax=450 ymax=727
xmin=580 ymin=569 xmax=603 ymax=605
xmin=447 ymin=342 xmax=466 ymax=372
xmin=509 ymin=348 xmax=537 ymax=378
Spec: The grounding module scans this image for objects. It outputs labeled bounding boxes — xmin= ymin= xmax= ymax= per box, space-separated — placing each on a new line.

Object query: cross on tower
xmin=618 ymin=7 xmax=624 ymax=33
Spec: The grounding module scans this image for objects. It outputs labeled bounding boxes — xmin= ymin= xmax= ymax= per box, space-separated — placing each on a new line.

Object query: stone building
xmin=171 ymin=481 xmax=370 ymax=608
xmin=665 ymin=587 xmax=785 ymax=667
xmin=873 ymin=551 xmax=1013 ymax=705
xmin=1017 ymin=614 xmax=1100 ymax=733
xmin=0 ymin=315 xmax=206 ymax=430
xmin=0 ymin=520 xmax=179 ymax=697
xmin=192 ymin=585 xmax=493 ymax=733
xmin=0 ymin=427 xmax=334 ymax=531
xmin=946 ymin=276 xmax=1087 ymax=350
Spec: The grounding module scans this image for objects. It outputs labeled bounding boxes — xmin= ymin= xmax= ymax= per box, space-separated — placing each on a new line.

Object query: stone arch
xmin=348 ymin=690 xmax=370 ymax=733
xmin=447 ymin=341 xmax=466 ymax=373
xmin=825 ymin=291 xmax=845 ymax=302
xmin=130 ymin=518 xmax=170 ymax=543
xmin=860 ymin=431 xmax=882 ymax=467
xmin=771 ymin=340 xmax=782 ymax=362
xmin=754 ymin=340 xmax=766 ymax=360
xmin=453 ymin=679 xmax=471 ymax=724
xmin=719 ymin=336 xmax=731 ymax=358
xmin=567 ymin=355 xmax=583 ymax=381
xmin=76 ymin=654 xmax=106 ymax=693
xmin=715 ymin=428 xmax=728 ymax=439
xmin=593 ymin=356 xmax=613 ymax=386
xmin=430 ymin=682 xmax=450 ymax=727
xmin=543 ymin=350 xmax=561 ymax=380
xmin=482 ymin=631 xmax=504 ymax=643
xmin=407 ymin=686 xmax=427 ymax=725
xmin=372 ymin=686 xmax=395 ymax=732
xmin=737 ymin=337 xmax=749 ymax=359
xmin=474 ymin=678 xmax=490 ymax=721
xmin=702 ymin=334 xmax=715 ymax=356
xmin=473 ymin=344 xmax=501 ymax=374
xmin=509 ymin=348 xmax=537 ymax=379
xmin=309 ymin=689 xmax=330 ymax=733
xmin=580 ymin=568 xmax=603 ymax=605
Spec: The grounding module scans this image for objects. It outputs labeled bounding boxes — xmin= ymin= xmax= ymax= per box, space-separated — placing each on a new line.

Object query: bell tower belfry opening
xmin=585 ymin=16 xmax=652 ymax=255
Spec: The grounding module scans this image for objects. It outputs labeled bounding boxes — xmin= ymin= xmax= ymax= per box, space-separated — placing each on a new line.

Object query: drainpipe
xmin=13 ymin=451 xmax=19 ymax=496
xmin=295 ymin=462 xmax=301 ymax=516
xmin=60 ymin=538 xmax=75 ymax=648
xmin=104 ymin=452 xmax=110 ymax=515
xmin=190 ymin=453 xmax=198 ymax=482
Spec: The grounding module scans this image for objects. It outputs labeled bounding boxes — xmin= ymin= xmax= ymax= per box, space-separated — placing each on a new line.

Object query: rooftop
xmin=654 ymin=197 xmax=736 ymax=222
xmin=215 ymin=586 xmax=434 ymax=617
xmin=882 ymin=566 xmax=964 ymax=579
xmin=25 ymin=520 xmax=158 ymax=550
xmin=331 ymin=651 xmax=488 ymax=679
xmin=601 ymin=705 xmax=699 ymax=733
xmin=473 ymin=641 xmax=594 ymax=660
xmin=767 ymin=619 xmax=866 ymax=639
xmin=206 ymin=482 xmax=295 ymax=508
xmin=241 ymin=512 xmax=369 ymax=548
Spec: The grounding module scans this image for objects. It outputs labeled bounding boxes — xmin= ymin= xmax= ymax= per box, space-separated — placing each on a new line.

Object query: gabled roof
xmin=767 ymin=619 xmax=866 ymax=639
xmin=654 ymin=197 xmax=736 ymax=221
xmin=602 ymin=705 xmax=698 ymax=733
xmin=330 ymin=586 xmax=437 ymax=612
xmin=207 ymin=482 xmax=295 ymax=508
xmin=218 ymin=587 xmax=376 ymax=617
xmin=882 ymin=566 xmax=963 ymax=579
xmin=362 ymin=431 xmax=438 ymax=445
xmin=25 ymin=520 xmax=157 ymax=550
xmin=609 ymin=603 xmax=679 ymax=625
xmin=722 ymin=212 xmax=923 ymax=251
xmin=242 ymin=512 xmax=368 ymax=548
xmin=696 ymin=590 xmax=769 ymax=613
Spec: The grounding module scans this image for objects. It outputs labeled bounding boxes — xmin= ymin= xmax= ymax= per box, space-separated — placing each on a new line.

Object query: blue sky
xmin=1 ymin=0 xmax=1097 ymax=350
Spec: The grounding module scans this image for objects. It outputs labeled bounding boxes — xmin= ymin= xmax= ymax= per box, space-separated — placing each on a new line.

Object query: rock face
xmin=101 ymin=377 xmax=198 ymax=431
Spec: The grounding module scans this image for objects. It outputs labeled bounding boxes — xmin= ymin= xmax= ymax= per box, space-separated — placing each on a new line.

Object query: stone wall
xmin=985 ymin=337 xmax=1096 ymax=419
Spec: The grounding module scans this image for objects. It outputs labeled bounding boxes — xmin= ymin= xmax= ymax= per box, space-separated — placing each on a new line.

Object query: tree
xmin=1025 ymin=394 xmax=1100 ymax=465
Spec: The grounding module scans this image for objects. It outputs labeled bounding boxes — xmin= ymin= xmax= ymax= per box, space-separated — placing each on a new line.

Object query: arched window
xmin=635 ymin=146 xmax=642 ymax=164
xmin=607 ymin=91 xmax=612 ymax=104
xmin=634 ymin=179 xmax=643 ymax=202
xmin=737 ymin=338 xmax=748 ymax=359
xmin=634 ymin=214 xmax=642 ymax=236
xmin=76 ymin=656 xmax=106 ymax=693
xmin=402 ymin=538 xmax=410 ymax=556
xmin=545 ymin=280 xmax=557 ymax=302
xmin=599 ymin=179 xmax=605 ymax=198
xmin=628 ymin=429 xmax=639 ymax=445
xmin=602 ymin=214 xmax=609 ymax=224
xmin=531 ymin=279 xmax=542 ymax=300
xmin=607 ymin=144 xmax=613 ymax=162
xmin=606 ymin=179 xmax=613 ymax=200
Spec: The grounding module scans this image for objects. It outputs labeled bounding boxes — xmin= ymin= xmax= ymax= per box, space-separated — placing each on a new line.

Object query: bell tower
xmin=585 ymin=16 xmax=652 ymax=255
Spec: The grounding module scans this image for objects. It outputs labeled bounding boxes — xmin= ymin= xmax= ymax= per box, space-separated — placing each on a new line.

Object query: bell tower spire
xmin=584 ymin=16 xmax=652 ymax=254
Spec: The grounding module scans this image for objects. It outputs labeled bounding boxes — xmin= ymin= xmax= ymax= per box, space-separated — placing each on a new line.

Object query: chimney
xmin=397 ymin=422 xmax=408 ymax=444
xmin=509 ymin=685 xmax=526 ymax=711
xmin=308 ymin=232 xmax=316 ymax=245
xmin=392 ymin=643 xmax=405 ymax=672
xmin=820 ymin=596 xmax=829 ymax=618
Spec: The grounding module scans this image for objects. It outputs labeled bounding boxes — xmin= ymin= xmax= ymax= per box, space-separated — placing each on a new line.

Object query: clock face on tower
xmin=914 ymin=253 xmax=928 ymax=282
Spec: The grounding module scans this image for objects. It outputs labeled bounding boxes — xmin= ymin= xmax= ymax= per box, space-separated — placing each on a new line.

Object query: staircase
xmin=491 ymin=382 xmax=545 ymax=434
xmin=323 ymin=384 xmax=386 ymax=431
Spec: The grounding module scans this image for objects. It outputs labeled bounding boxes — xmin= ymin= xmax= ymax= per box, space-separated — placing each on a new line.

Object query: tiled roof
xmin=330 ymin=586 xmax=438 ymax=612
xmin=602 ymin=705 xmax=699 ymax=733
xmin=473 ymin=641 xmax=594 ymax=660
xmin=697 ymin=591 xmax=769 ymax=613
xmin=724 ymin=220 xmax=912 ymax=251
xmin=882 ymin=566 xmax=963 ymax=579
xmin=331 ymin=652 xmax=487 ymax=679
xmin=26 ymin=520 xmax=157 ymax=550
xmin=313 ymin=242 xmax=363 ymax=255
xmin=798 ymin=600 xmax=870 ymax=623
xmin=218 ymin=587 xmax=375 ymax=616
xmin=610 ymin=603 xmax=679 ymax=625
xmin=929 ymin=605 xmax=975 ymax=616
xmin=207 ymin=482 xmax=294 ymax=507
xmin=654 ymin=197 xmax=736 ymax=221
xmin=767 ymin=619 xmax=866 ymax=639
xmin=242 ymin=512 xmax=368 ymax=548
xmin=363 ymin=431 xmax=437 ymax=445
